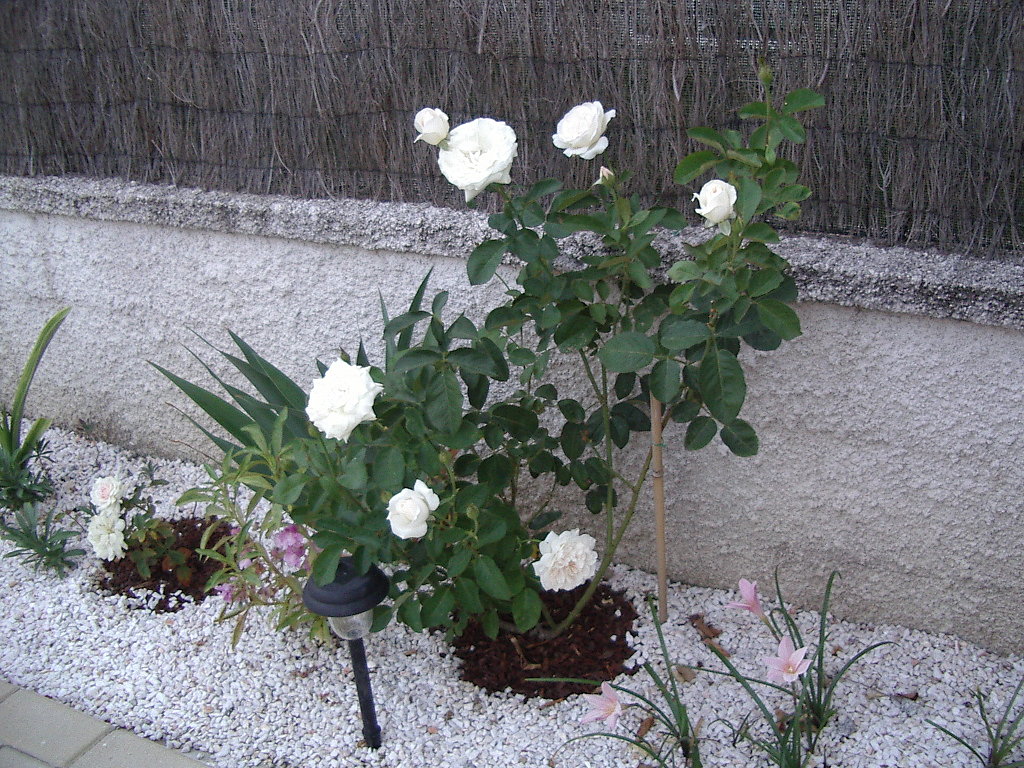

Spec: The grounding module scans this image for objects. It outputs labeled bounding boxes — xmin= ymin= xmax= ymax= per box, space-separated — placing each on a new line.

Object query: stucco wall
xmin=2 ymin=176 xmax=1022 ymax=653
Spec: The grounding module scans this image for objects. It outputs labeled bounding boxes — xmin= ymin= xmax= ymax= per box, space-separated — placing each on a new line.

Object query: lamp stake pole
xmin=347 ymin=638 xmax=382 ymax=749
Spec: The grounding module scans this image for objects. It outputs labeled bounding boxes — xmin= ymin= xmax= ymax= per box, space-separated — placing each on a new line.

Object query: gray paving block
xmin=70 ymin=731 xmax=209 ymax=768
xmin=0 ymin=746 xmax=51 ymax=768
xmin=0 ymin=691 xmax=111 ymax=767
xmin=0 ymin=681 xmax=18 ymax=703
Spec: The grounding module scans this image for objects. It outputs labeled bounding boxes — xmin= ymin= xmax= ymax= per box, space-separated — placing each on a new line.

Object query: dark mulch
xmin=98 ymin=516 xmax=228 ymax=612
xmin=450 ymin=582 xmax=638 ymax=700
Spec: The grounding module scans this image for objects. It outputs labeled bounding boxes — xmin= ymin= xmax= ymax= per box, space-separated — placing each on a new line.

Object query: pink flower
xmin=762 ymin=637 xmax=811 ymax=684
xmin=271 ymin=525 xmax=307 ymax=570
xmin=580 ymin=682 xmax=624 ymax=729
xmin=214 ymin=583 xmax=237 ymax=602
xmin=726 ymin=578 xmax=766 ymax=618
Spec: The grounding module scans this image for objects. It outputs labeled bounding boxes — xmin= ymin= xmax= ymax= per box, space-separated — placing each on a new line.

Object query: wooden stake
xmin=650 ymin=393 xmax=668 ymax=623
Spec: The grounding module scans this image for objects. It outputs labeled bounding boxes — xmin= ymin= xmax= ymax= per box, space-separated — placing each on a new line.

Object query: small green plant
xmin=180 ymin=415 xmax=321 ymax=646
xmin=0 ymin=307 xmax=71 ymax=511
xmin=538 ymin=598 xmax=701 ymax=767
xmin=928 ymin=674 xmax=1024 ymax=768
xmin=0 ymin=502 xmax=85 ymax=576
xmin=698 ymin=572 xmax=890 ymax=764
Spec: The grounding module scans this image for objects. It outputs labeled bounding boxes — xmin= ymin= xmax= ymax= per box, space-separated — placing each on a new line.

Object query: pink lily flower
xmin=763 ymin=637 xmax=812 ymax=684
xmin=580 ymin=682 xmax=624 ymax=729
xmin=726 ymin=578 xmax=766 ymax=618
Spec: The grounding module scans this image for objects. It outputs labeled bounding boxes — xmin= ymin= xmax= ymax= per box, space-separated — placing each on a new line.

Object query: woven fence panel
xmin=0 ymin=0 xmax=1020 ymax=254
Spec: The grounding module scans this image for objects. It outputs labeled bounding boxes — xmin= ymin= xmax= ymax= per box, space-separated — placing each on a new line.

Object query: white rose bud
xmin=413 ymin=107 xmax=450 ymax=146
xmin=693 ymin=179 xmax=738 ymax=232
xmin=305 ymin=359 xmax=384 ymax=442
xmin=552 ymin=101 xmax=616 ymax=160
xmin=532 ymin=529 xmax=598 ymax=591
xmin=595 ymin=166 xmax=616 ymax=187
xmin=90 ymin=475 xmax=124 ymax=513
xmin=437 ymin=117 xmax=518 ymax=202
xmin=386 ymin=480 xmax=440 ymax=540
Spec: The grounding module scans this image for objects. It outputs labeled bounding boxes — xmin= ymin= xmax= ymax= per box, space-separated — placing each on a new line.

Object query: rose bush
xmin=163 ymin=74 xmax=823 ymax=643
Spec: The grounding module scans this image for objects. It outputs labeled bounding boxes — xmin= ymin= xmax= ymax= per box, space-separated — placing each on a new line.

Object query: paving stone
xmin=70 ymin=731 xmax=208 ymax=768
xmin=0 ymin=681 xmax=17 ymax=703
xmin=0 ymin=692 xmax=111 ymax=767
xmin=0 ymin=746 xmax=51 ymax=768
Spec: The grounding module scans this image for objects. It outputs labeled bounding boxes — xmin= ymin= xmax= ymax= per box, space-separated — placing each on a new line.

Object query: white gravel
xmin=2 ymin=427 xmax=1022 ymax=768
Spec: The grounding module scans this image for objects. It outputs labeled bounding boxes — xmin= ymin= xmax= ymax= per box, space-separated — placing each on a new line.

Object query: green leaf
xmin=526 ymin=178 xmax=562 ymax=200
xmin=383 ymin=311 xmax=429 ymax=341
xmin=649 ymin=359 xmax=681 ymax=402
xmin=684 ymin=416 xmax=717 ymax=450
xmin=478 ymin=454 xmax=514 ymax=488
xmin=666 ymin=259 xmax=703 ymax=283
xmin=674 ymin=151 xmax=720 ymax=185
xmin=477 ymin=519 xmax=507 ymax=547
xmin=527 ymin=509 xmax=562 ymax=531
xmin=467 ymin=239 xmax=507 ymax=285
xmin=272 ymin=474 xmax=305 ymax=506
xmin=397 ymin=596 xmax=424 ymax=632
xmin=698 ymin=347 xmax=746 ymax=424
xmin=481 ymin=609 xmax=499 ymax=639
xmin=721 ymin=418 xmax=759 ymax=456
xmin=392 ymin=348 xmax=441 ymax=374
xmin=512 ymin=589 xmax=543 ymax=632
xmin=659 ymin=316 xmax=710 ymax=352
xmin=421 ymin=587 xmax=456 ymax=627
xmin=553 ymin=314 xmax=597 ymax=350
xmin=473 ymin=555 xmax=513 ymax=600
xmin=742 ymin=222 xmax=780 ymax=243
xmin=738 ymin=101 xmax=770 ymax=120
xmin=491 ymin=404 xmax=539 ymax=441
xmin=371 ymin=445 xmax=405 ymax=490
xmin=782 ymin=88 xmax=825 ymax=114
xmin=447 ymin=347 xmax=497 ymax=377
xmin=597 ymin=332 xmax=655 ymax=373
xmin=735 ymin=176 xmax=762 ymax=223
xmin=775 ymin=115 xmax=806 ymax=144
xmin=557 ymin=399 xmax=586 ymax=423
xmin=748 ymin=269 xmax=784 ymax=297
xmin=151 ymin=363 xmax=254 ymax=446
xmin=560 ymin=422 xmax=587 ymax=460
xmin=453 ymin=577 xmax=483 ymax=613
xmin=425 ymin=370 xmax=463 ymax=434
xmin=311 ymin=544 xmax=344 ymax=586
xmin=687 ymin=126 xmax=728 ymax=151
xmin=756 ymin=299 xmax=802 ymax=340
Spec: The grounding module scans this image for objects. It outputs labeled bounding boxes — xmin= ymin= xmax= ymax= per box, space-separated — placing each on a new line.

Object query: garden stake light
xmin=302 ymin=557 xmax=390 ymax=749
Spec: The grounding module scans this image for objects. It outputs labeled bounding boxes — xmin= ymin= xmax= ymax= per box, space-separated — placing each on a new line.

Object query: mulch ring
xmin=450 ymin=582 xmax=638 ymax=700
xmin=98 ymin=516 xmax=228 ymax=612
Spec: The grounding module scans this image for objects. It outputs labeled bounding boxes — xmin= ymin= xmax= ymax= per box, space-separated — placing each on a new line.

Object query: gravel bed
xmin=1 ymin=427 xmax=1022 ymax=768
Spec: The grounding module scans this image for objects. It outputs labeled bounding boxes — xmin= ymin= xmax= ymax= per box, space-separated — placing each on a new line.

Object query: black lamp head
xmin=302 ymin=556 xmax=390 ymax=618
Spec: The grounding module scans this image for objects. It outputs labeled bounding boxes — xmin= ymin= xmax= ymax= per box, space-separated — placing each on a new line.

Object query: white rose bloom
xmin=413 ymin=107 xmax=450 ymax=146
xmin=87 ymin=509 xmax=127 ymax=561
xmin=552 ymin=101 xmax=616 ymax=160
xmin=90 ymin=475 xmax=124 ymax=513
xmin=437 ymin=117 xmax=518 ymax=202
xmin=386 ymin=481 xmax=440 ymax=540
xmin=693 ymin=179 xmax=738 ymax=229
xmin=305 ymin=359 xmax=384 ymax=442
xmin=532 ymin=529 xmax=598 ymax=591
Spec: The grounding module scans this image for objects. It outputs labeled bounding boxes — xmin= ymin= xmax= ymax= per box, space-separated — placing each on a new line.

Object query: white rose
xmin=693 ymin=179 xmax=738 ymax=228
xmin=87 ymin=509 xmax=127 ymax=561
xmin=305 ymin=359 xmax=384 ymax=442
xmin=532 ymin=529 xmax=598 ymax=591
xmin=386 ymin=480 xmax=440 ymax=540
xmin=552 ymin=101 xmax=616 ymax=160
xmin=413 ymin=107 xmax=450 ymax=146
xmin=437 ymin=117 xmax=517 ymax=202
xmin=90 ymin=476 xmax=124 ymax=513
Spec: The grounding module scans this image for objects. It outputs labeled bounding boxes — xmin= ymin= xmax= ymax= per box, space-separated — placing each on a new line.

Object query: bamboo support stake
xmin=650 ymin=393 xmax=667 ymax=623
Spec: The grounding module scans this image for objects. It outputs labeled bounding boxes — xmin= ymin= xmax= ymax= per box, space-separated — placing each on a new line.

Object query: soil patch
xmin=451 ymin=582 xmax=638 ymax=700
xmin=99 ymin=516 xmax=228 ymax=612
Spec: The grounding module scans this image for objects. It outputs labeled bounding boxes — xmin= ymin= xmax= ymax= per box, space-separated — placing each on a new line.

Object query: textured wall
xmin=1 ymin=178 xmax=1022 ymax=653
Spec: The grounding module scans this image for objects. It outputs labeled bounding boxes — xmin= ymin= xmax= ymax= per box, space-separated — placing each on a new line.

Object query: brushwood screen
xmin=0 ymin=0 xmax=1020 ymax=254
